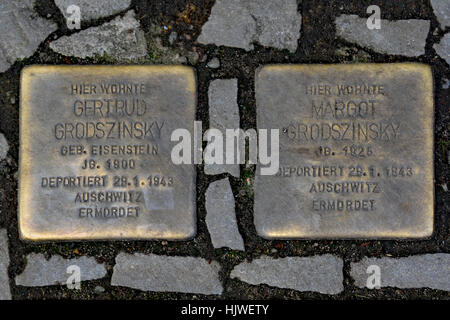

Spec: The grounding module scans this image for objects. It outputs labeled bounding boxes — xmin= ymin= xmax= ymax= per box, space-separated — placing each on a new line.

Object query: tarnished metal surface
xmin=254 ymin=64 xmax=434 ymax=239
xmin=19 ymin=65 xmax=196 ymax=241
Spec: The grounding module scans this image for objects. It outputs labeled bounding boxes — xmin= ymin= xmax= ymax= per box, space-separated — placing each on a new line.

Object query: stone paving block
xmin=206 ymin=178 xmax=244 ymax=251
xmin=49 ymin=10 xmax=147 ymax=60
xmin=197 ymin=0 xmax=301 ymax=52
xmin=230 ymin=254 xmax=344 ymax=294
xmin=15 ymin=253 xmax=107 ymax=287
xmin=335 ymin=15 xmax=429 ymax=57
xmin=431 ymin=0 xmax=450 ymax=29
xmin=434 ymin=33 xmax=450 ymax=65
xmin=55 ymin=0 xmax=131 ymax=22
xmin=205 ymin=79 xmax=240 ymax=177
xmin=0 ymin=0 xmax=57 ymax=72
xmin=350 ymin=254 xmax=450 ymax=291
xmin=0 ymin=133 xmax=8 ymax=160
xmin=111 ymin=253 xmax=223 ymax=295
xmin=0 ymin=229 xmax=11 ymax=300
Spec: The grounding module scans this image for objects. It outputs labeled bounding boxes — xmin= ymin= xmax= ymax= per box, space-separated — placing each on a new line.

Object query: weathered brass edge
xmin=18 ymin=65 xmax=197 ymax=241
xmin=254 ymin=63 xmax=434 ymax=239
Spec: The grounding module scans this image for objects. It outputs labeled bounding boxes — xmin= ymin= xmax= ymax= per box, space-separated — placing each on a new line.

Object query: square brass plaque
xmin=254 ymin=63 xmax=434 ymax=239
xmin=19 ymin=65 xmax=196 ymax=240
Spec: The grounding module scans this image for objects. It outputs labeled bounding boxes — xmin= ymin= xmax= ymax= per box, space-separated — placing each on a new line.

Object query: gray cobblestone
xmin=434 ymin=33 xmax=450 ymax=65
xmin=197 ymin=0 xmax=301 ymax=52
xmin=0 ymin=230 xmax=11 ymax=300
xmin=54 ymin=0 xmax=131 ymax=22
xmin=431 ymin=0 xmax=450 ymax=29
xmin=206 ymin=178 xmax=244 ymax=251
xmin=15 ymin=253 xmax=107 ymax=287
xmin=350 ymin=254 xmax=450 ymax=291
xmin=0 ymin=133 xmax=8 ymax=160
xmin=0 ymin=0 xmax=57 ymax=72
xmin=111 ymin=253 xmax=223 ymax=295
xmin=49 ymin=10 xmax=147 ymax=61
xmin=335 ymin=15 xmax=429 ymax=57
xmin=230 ymin=255 xmax=344 ymax=294
xmin=205 ymin=79 xmax=240 ymax=177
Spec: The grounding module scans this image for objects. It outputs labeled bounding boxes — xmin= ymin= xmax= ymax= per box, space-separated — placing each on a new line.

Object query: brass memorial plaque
xmin=254 ymin=64 xmax=434 ymax=239
xmin=19 ymin=65 xmax=196 ymax=240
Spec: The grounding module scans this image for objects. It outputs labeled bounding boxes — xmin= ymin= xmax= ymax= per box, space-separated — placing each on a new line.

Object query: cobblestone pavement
xmin=0 ymin=0 xmax=448 ymax=300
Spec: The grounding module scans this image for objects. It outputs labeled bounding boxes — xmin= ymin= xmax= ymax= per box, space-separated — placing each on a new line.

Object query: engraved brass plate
xmin=19 ymin=65 xmax=196 ymax=240
xmin=254 ymin=64 xmax=434 ymax=239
